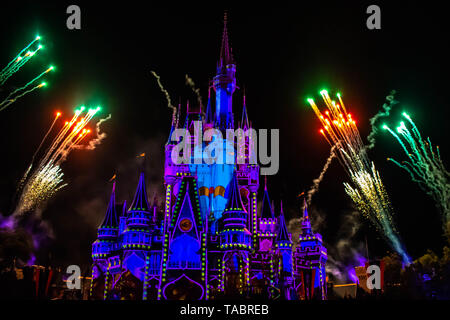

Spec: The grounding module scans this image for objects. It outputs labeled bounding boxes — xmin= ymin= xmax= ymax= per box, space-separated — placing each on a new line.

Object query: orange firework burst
xmin=14 ymin=106 xmax=103 ymax=215
xmin=307 ymin=90 xmax=411 ymax=264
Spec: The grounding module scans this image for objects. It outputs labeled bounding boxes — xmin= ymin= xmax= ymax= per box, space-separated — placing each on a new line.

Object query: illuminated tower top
xmin=98 ymin=182 xmax=119 ymax=239
xmin=217 ymin=12 xmax=234 ymax=71
xmin=240 ymin=92 xmax=250 ymax=130
xmin=100 ymin=182 xmax=118 ymax=227
xmin=300 ymin=200 xmax=312 ymax=236
xmin=129 ymin=171 xmax=151 ymax=212
xmin=276 ymin=202 xmax=292 ymax=246
xmin=213 ymin=12 xmax=237 ymax=129
xmin=260 ymin=179 xmax=275 ymax=219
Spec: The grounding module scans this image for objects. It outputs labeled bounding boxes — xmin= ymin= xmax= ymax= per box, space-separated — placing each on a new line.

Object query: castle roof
xmin=241 ymin=92 xmax=249 ymax=129
xmin=261 ymin=178 xmax=274 ymax=219
xmin=218 ymin=11 xmax=234 ymax=70
xmin=225 ymin=169 xmax=245 ymax=212
xmin=100 ymin=182 xmax=119 ymax=228
xmin=128 ymin=171 xmax=151 ymax=212
xmin=277 ymin=201 xmax=291 ymax=243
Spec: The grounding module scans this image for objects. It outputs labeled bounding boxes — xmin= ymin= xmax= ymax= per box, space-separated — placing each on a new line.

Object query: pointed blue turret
xmin=218 ymin=11 xmax=234 ymax=71
xmin=100 ymin=181 xmax=119 ymax=229
xmin=277 ymin=201 xmax=291 ymax=244
xmin=220 ymin=169 xmax=252 ymax=250
xmin=92 ymin=181 xmax=120 ymax=259
xmin=241 ymin=92 xmax=249 ymax=130
xmin=213 ymin=11 xmax=237 ymax=129
xmin=129 ymin=171 xmax=151 ymax=212
xmin=261 ymin=177 xmax=274 ymax=219
xmin=225 ymin=170 xmax=245 ymax=212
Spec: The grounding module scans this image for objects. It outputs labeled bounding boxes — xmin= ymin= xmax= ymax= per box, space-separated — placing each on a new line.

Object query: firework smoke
xmin=150 ymin=70 xmax=177 ymax=124
xmin=185 ymin=74 xmax=204 ymax=113
xmin=366 ymin=90 xmax=398 ymax=150
xmin=14 ymin=107 xmax=105 ymax=215
xmin=326 ymin=210 xmax=367 ymax=284
xmin=308 ymin=90 xmax=411 ymax=264
xmin=305 ymin=145 xmax=336 ymax=208
xmin=383 ymin=113 xmax=450 ymax=238
xmin=73 ymin=114 xmax=111 ymax=150
xmin=0 ymin=211 xmax=54 ymax=267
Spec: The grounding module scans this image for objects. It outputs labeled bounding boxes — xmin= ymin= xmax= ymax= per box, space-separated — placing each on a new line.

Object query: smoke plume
xmin=366 ymin=90 xmax=398 ymax=150
xmin=305 ymin=145 xmax=336 ymax=208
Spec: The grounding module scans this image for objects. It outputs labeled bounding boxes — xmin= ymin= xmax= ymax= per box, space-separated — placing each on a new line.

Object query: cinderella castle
xmin=90 ymin=16 xmax=327 ymax=300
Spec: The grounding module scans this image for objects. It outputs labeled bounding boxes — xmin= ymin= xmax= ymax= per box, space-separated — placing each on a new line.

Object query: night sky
xmin=0 ymin=2 xmax=448 ymax=272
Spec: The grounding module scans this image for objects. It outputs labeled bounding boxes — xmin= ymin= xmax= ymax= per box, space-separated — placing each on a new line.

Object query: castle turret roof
xmin=261 ymin=178 xmax=274 ymax=219
xmin=129 ymin=171 xmax=151 ymax=212
xmin=277 ymin=201 xmax=291 ymax=243
xmin=100 ymin=182 xmax=119 ymax=228
xmin=225 ymin=169 xmax=245 ymax=212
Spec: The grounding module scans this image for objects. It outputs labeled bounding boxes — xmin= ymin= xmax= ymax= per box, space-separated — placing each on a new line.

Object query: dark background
xmin=0 ymin=1 xmax=448 ymax=270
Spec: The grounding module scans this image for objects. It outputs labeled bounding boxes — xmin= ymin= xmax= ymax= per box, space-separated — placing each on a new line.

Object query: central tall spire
xmin=218 ymin=11 xmax=234 ymax=70
xmin=213 ymin=11 xmax=237 ymax=129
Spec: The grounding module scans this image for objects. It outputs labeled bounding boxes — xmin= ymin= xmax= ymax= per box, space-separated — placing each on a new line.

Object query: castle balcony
xmin=97 ymin=226 xmax=119 ymax=239
xmin=92 ymin=239 xmax=116 ymax=258
xmin=126 ymin=211 xmax=151 ymax=227
xmin=222 ymin=214 xmax=247 ymax=229
xmin=121 ymin=228 xmax=152 ymax=249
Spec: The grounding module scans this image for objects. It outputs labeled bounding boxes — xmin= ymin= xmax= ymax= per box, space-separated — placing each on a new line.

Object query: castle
xmin=90 ymin=17 xmax=327 ymax=300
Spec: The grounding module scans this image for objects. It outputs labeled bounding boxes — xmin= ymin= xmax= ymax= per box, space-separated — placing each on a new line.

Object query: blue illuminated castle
xmin=90 ymin=16 xmax=327 ymax=300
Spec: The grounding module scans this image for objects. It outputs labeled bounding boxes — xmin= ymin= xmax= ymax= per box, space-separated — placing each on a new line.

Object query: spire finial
xmin=241 ymin=88 xmax=249 ymax=129
xmin=219 ymin=10 xmax=233 ymax=68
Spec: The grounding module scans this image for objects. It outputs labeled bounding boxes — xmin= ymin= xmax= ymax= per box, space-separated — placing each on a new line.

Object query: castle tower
xmin=213 ymin=12 xmax=236 ymax=130
xmin=219 ymin=170 xmax=252 ymax=297
xmin=258 ymin=179 xmax=277 ymax=252
xmin=92 ymin=182 xmax=119 ymax=260
xmin=275 ymin=201 xmax=295 ymax=300
xmin=119 ymin=170 xmax=153 ymax=300
xmin=293 ymin=201 xmax=328 ymax=300
xmin=91 ymin=182 xmax=121 ymax=299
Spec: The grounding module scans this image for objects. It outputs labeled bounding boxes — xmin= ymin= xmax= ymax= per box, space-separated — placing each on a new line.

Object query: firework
xmin=383 ymin=113 xmax=450 ymax=236
xmin=14 ymin=107 xmax=103 ymax=215
xmin=0 ymin=36 xmax=53 ymax=113
xmin=0 ymin=35 xmax=42 ymax=85
xmin=307 ymin=90 xmax=411 ymax=264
